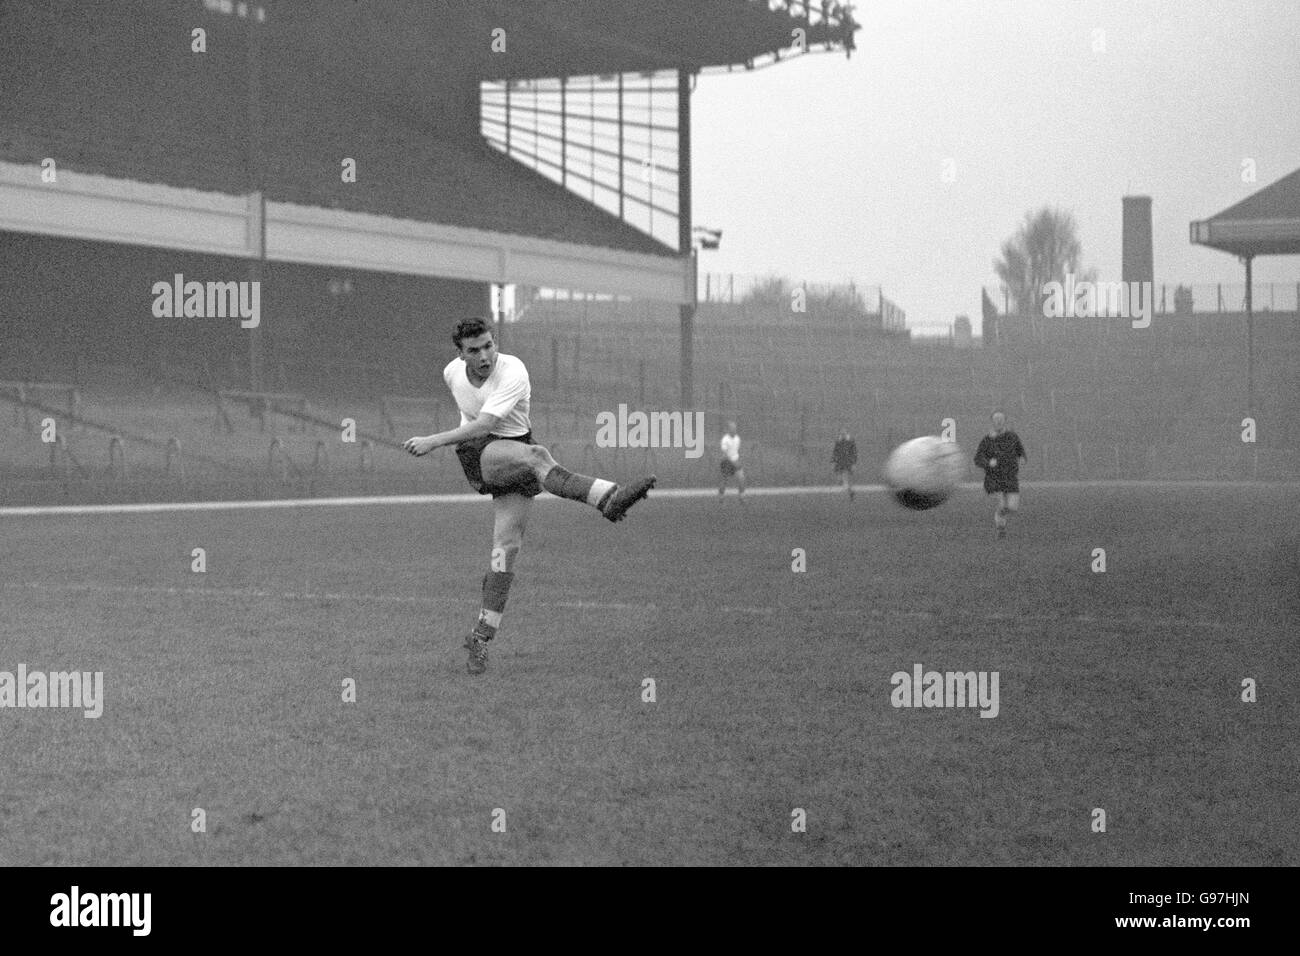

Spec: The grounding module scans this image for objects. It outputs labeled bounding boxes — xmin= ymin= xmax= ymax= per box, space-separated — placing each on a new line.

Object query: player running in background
xmin=831 ymin=428 xmax=857 ymax=500
xmin=718 ymin=420 xmax=746 ymax=501
xmin=404 ymin=318 xmax=655 ymax=674
xmin=973 ymin=410 xmax=1027 ymax=539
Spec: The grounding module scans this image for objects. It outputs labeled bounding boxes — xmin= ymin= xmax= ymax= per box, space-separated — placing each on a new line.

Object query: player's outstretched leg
xmin=599 ymin=473 xmax=657 ymax=521
xmin=994 ymin=493 xmax=1009 ymax=538
xmin=464 ymin=494 xmax=530 ymax=674
xmin=480 ymin=441 xmax=654 ymax=523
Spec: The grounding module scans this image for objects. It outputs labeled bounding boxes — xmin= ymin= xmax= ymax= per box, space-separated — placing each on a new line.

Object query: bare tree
xmin=994 ymin=207 xmax=1095 ymax=315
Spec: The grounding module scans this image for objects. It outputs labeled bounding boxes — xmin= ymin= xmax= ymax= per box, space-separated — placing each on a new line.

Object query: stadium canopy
xmin=309 ymin=0 xmax=860 ymax=89
xmin=480 ymin=0 xmax=861 ymax=76
xmin=1190 ymin=166 xmax=1300 ymax=411
xmin=1190 ymin=166 xmax=1300 ymax=257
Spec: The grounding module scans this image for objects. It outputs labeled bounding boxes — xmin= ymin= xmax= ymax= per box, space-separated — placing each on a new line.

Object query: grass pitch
xmin=1 ymin=483 xmax=1297 ymax=865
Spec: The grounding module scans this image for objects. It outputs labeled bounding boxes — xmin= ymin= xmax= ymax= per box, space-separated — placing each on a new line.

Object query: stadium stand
xmin=4 ymin=277 xmax=1296 ymax=505
xmin=0 ymin=2 xmax=676 ymax=258
xmin=1 ymin=1 xmax=1294 ymax=504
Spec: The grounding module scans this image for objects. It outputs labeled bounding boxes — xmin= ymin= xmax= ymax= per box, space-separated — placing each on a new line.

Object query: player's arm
xmin=403 ymin=411 xmax=500 ymax=456
xmin=1016 ymin=436 xmax=1027 ymax=462
xmin=973 ymin=439 xmax=992 ymax=470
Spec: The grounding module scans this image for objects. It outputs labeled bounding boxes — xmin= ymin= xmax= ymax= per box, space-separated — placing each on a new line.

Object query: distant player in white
xmin=718 ymin=420 xmax=746 ymax=500
xmin=404 ymin=318 xmax=655 ymax=674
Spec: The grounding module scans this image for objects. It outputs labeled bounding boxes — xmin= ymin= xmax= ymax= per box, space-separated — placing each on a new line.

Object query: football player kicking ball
xmin=404 ymin=318 xmax=655 ymax=674
xmin=973 ymin=410 xmax=1027 ymax=539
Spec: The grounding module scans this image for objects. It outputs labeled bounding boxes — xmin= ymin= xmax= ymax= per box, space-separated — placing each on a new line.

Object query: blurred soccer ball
xmin=883 ymin=436 xmax=965 ymax=510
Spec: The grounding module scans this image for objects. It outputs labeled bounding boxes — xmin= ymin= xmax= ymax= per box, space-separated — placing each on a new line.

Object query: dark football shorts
xmin=984 ymin=474 xmax=1020 ymax=494
xmin=455 ymin=432 xmax=542 ymax=498
xmin=832 ymin=464 xmax=853 ymax=475
xmin=720 ymin=458 xmax=740 ymax=478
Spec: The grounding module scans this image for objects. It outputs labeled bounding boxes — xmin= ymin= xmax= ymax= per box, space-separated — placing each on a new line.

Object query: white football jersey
xmin=720 ymin=433 xmax=741 ymax=462
xmin=443 ymin=353 xmax=531 ymax=437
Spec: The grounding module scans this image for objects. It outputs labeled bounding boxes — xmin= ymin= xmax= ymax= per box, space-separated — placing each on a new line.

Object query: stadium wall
xmin=496 ymin=298 xmax=1300 ymax=483
xmin=0 ymin=231 xmax=488 ymax=395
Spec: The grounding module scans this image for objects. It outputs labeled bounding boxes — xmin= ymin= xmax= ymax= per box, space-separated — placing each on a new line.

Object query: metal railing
xmin=984 ymin=282 xmax=1300 ymax=317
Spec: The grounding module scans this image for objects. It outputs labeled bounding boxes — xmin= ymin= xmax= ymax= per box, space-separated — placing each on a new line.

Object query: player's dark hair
xmin=452 ymin=318 xmax=493 ymax=349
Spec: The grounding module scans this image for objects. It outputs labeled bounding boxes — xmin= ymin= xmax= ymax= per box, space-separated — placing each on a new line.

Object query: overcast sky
xmin=691 ymin=0 xmax=1300 ymax=334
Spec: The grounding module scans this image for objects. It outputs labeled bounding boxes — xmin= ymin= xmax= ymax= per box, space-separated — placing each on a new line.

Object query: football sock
xmin=542 ymin=465 xmax=615 ymax=509
xmin=473 ymin=570 xmax=514 ymax=642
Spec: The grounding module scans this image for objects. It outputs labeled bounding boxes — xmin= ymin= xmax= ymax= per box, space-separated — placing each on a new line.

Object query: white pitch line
xmin=553 ymin=599 xmax=772 ymax=614
xmin=2 ymin=479 xmax=1296 ymax=518
xmin=0 ymin=581 xmax=1224 ymax=627
xmin=552 ymin=600 xmax=658 ymax=611
xmin=1 ymin=580 xmax=450 ymax=606
xmin=0 ymin=581 xmax=771 ymax=614
xmin=0 ymin=486 xmax=864 ymax=516
xmin=0 ymin=492 xmax=484 ymax=517
xmin=825 ymin=605 xmax=1227 ymax=628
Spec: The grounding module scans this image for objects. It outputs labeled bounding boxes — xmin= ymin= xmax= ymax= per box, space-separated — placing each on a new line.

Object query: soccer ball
xmin=882 ymin=436 xmax=966 ymax=510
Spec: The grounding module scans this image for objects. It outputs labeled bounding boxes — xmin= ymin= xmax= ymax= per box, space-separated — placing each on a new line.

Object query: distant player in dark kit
xmin=404 ymin=318 xmax=655 ymax=674
xmin=831 ymin=428 xmax=857 ymax=499
xmin=973 ymin=410 xmax=1027 ymax=538
xmin=718 ymin=420 xmax=746 ymax=501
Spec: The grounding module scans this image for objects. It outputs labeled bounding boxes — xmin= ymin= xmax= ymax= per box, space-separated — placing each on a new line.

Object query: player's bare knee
xmin=525 ymin=443 xmax=555 ymax=473
xmin=493 ymin=526 xmax=523 ymax=549
xmin=491 ymin=525 xmax=523 ymax=563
